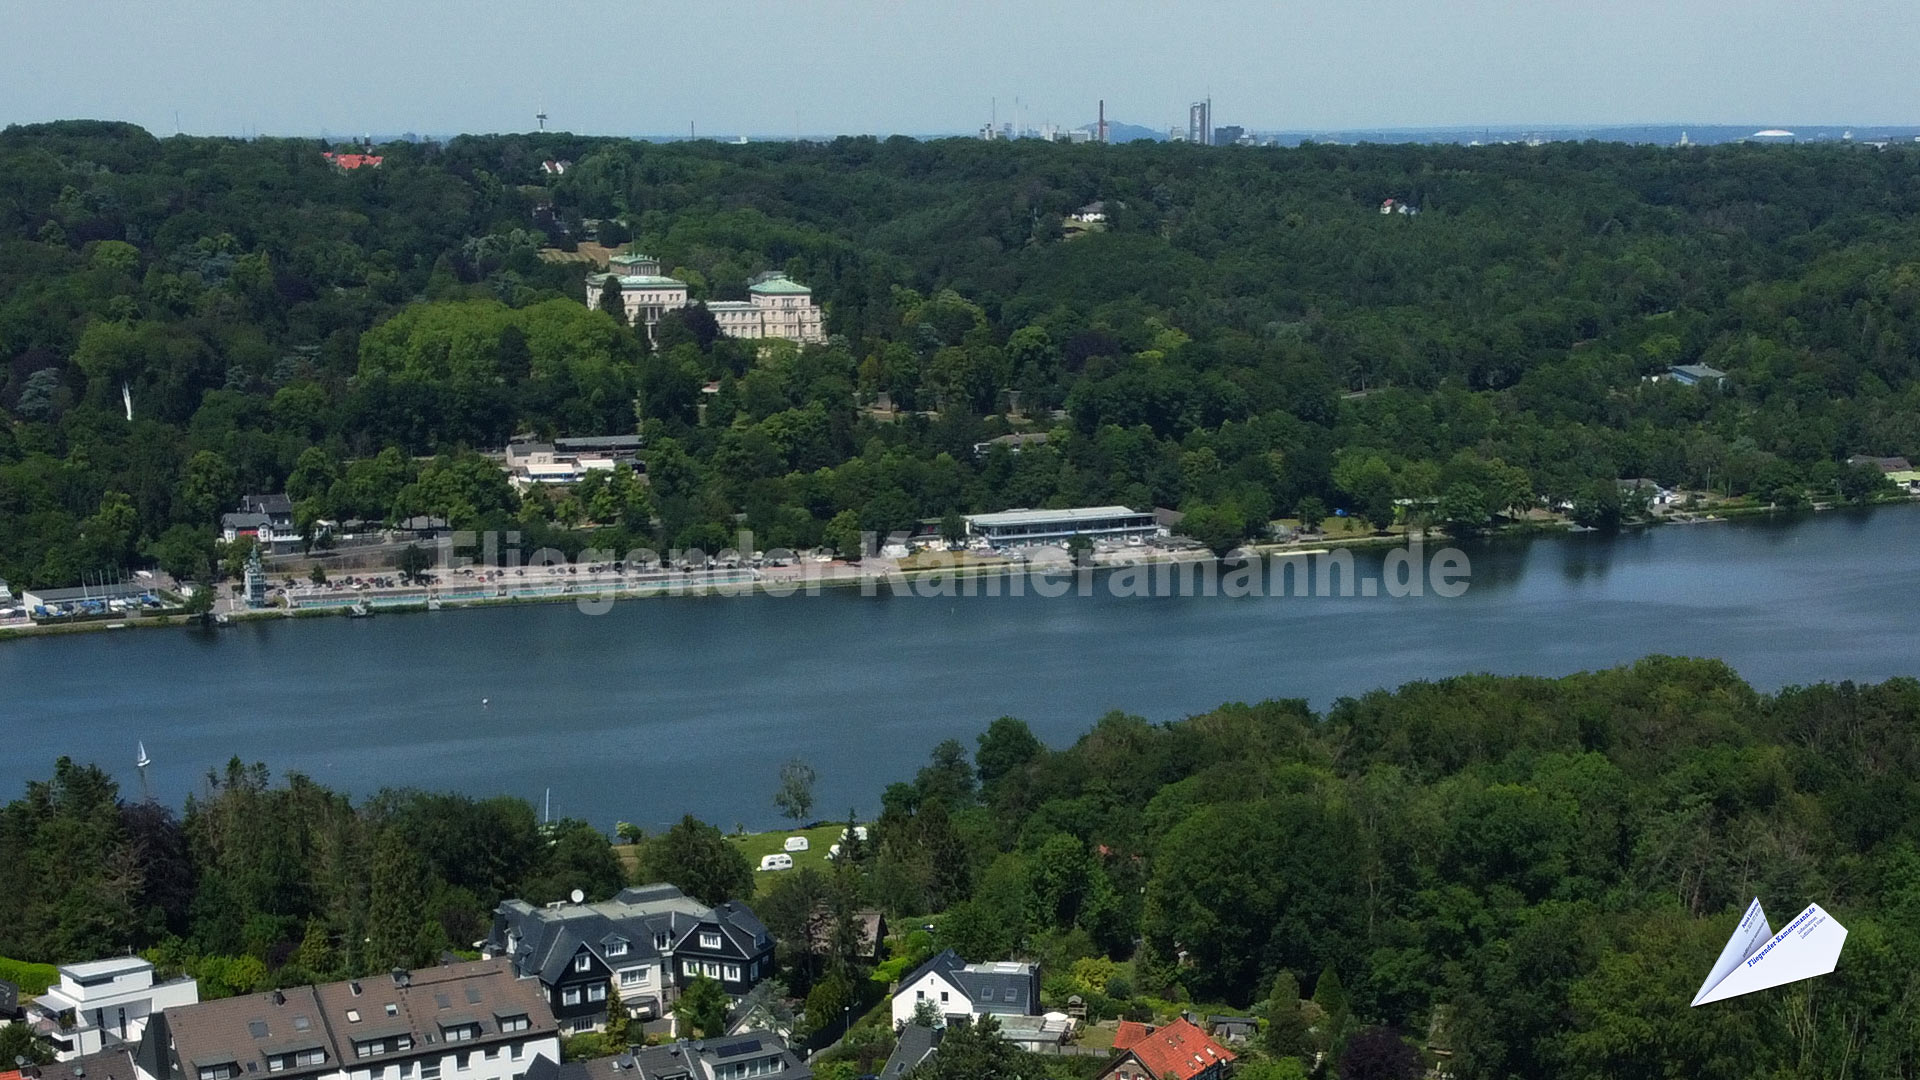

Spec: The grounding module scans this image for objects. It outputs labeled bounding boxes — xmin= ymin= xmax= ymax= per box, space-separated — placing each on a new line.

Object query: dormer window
xmin=606 ymin=942 xmax=628 ymax=958
xmin=653 ymin=933 xmax=670 ymax=950
xmin=574 ymin=955 xmax=592 ymax=973
xmin=699 ymin=932 xmax=722 ymax=950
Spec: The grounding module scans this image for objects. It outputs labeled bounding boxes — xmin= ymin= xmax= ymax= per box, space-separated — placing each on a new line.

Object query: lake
xmin=7 ymin=504 xmax=1918 ymax=830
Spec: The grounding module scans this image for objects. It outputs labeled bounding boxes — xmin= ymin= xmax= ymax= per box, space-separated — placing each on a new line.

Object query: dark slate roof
xmin=880 ymin=1024 xmax=942 ymax=1078
xmin=896 ymin=950 xmax=1038 ymax=1016
xmin=222 ymin=512 xmax=272 ymax=530
xmin=241 ymin=494 xmax=294 ymax=517
xmin=486 ymin=884 xmax=771 ymax=984
xmin=28 ymin=1049 xmax=146 ymax=1080
xmin=523 ymin=1033 xmax=808 ymax=1080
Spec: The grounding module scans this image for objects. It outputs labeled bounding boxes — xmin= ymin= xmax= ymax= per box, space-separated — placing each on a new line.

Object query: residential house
xmin=222 ymin=494 xmax=298 ymax=551
xmin=482 ymin=884 xmax=774 ymax=1033
xmin=876 ymin=1026 xmax=940 ymax=1079
xmin=1 ymin=977 xmax=18 ymax=1019
xmin=16 ymin=1048 xmax=149 ymax=1080
xmin=969 ymin=432 xmax=1050 ymax=459
xmin=1070 ymin=202 xmax=1107 ymax=223
xmin=502 ymin=438 xmax=641 ymax=490
xmin=1847 ymin=455 xmax=1913 ymax=473
xmin=887 ymin=951 xmax=1037 ymax=1029
xmin=1667 ymin=363 xmax=1727 ymax=387
xmin=140 ymin=960 xmax=557 ymax=1080
xmin=519 ymin=1033 xmax=808 ymax=1080
xmin=1098 ymin=1018 xmax=1235 ymax=1080
xmin=1205 ymin=1016 xmax=1255 ymax=1046
xmin=322 ymin=153 xmax=383 ymax=170
xmin=25 ymin=957 xmax=199 ymax=1061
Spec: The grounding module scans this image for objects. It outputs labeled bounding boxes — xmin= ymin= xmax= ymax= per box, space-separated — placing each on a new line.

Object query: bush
xmin=562 ymin=1032 xmax=618 ymax=1061
xmin=0 ymin=955 xmax=58 ymax=995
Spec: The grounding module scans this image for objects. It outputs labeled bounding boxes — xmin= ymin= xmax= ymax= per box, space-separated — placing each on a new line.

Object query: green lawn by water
xmin=614 ymin=822 xmax=855 ymax=897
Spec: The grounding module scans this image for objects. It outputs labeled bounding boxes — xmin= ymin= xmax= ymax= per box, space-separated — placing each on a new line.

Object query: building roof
xmin=965 ymin=505 xmax=1150 ymax=529
xmin=395 ymin=516 xmax=449 ymax=531
xmin=1669 ymin=363 xmax=1727 ymax=380
xmin=22 ymin=582 xmax=149 ymax=604
xmin=25 ymin=1049 xmax=146 ymax=1080
xmin=487 ymin=884 xmax=771 ymax=987
xmin=160 ymin=960 xmax=550 ymax=1080
xmin=553 ymin=436 xmax=644 ymax=452
xmin=1108 ymin=1018 xmax=1235 ymax=1080
xmin=879 ymin=1025 xmax=942 ymax=1078
xmin=61 ymin=957 xmax=153 ymax=981
xmin=523 ymin=1033 xmax=808 ymax=1080
xmin=748 ymin=276 xmax=812 ymax=296
xmin=242 ymin=494 xmax=295 ymax=516
xmin=507 ymin=442 xmax=555 ymax=457
xmin=1848 ymin=455 xmax=1913 ymax=472
xmin=222 ymin=512 xmax=272 ymax=530
xmin=322 ymin=153 xmax=383 ymax=169
xmin=587 ymin=274 xmax=688 ymax=290
xmin=896 ymin=950 xmax=1038 ymax=1015
xmin=607 ymin=253 xmax=656 ymax=266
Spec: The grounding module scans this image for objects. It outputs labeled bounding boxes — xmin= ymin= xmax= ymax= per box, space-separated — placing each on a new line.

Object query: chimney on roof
xmin=272 ymin=990 xmax=286 ymax=1006
xmin=391 ymin=969 xmax=410 ymax=988
xmin=349 ymin=981 xmax=362 ymax=996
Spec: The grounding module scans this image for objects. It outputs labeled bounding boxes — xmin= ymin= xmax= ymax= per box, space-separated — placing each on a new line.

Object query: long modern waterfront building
xmin=964 ymin=506 xmax=1159 ymax=547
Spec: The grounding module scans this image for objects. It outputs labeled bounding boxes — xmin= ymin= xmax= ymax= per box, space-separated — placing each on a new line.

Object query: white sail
xmin=1693 ymin=900 xmax=1847 ymax=1005
xmin=136 ymin=741 xmax=151 ymax=768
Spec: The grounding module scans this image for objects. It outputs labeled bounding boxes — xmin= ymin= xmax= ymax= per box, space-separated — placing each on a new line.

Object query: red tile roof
xmin=322 ymin=152 xmax=383 ymax=169
xmin=1109 ymin=1017 xmax=1235 ymax=1080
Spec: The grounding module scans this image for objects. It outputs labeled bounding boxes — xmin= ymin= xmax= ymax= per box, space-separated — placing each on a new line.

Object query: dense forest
xmin=3 ymin=120 xmax=1918 ymax=587
xmin=7 ymin=657 xmax=1920 ymax=1079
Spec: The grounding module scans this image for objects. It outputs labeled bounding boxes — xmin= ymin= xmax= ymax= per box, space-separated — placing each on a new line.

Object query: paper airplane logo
xmin=1692 ymin=897 xmax=1848 ymax=1005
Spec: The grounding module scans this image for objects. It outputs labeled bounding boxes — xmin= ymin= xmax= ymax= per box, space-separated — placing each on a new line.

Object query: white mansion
xmin=585 ymin=253 xmax=825 ymax=344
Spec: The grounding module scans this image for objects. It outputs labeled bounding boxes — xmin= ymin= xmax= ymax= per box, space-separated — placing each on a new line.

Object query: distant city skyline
xmin=5 ymin=0 xmax=1919 ymax=139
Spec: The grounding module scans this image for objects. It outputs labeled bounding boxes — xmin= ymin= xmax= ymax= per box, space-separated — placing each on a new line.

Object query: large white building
xmin=585 ymin=258 xmax=824 ymax=345
xmin=27 ymin=957 xmax=200 ymax=1061
xmin=964 ymin=506 xmax=1160 ymax=548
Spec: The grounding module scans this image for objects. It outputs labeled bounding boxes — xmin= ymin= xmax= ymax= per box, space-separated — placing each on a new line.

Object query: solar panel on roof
xmin=712 ymin=1039 xmax=762 ymax=1058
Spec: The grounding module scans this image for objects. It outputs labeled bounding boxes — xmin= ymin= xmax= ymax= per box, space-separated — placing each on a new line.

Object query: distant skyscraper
xmin=1188 ymin=100 xmax=1211 ymax=146
xmin=1214 ymin=125 xmax=1245 ymax=147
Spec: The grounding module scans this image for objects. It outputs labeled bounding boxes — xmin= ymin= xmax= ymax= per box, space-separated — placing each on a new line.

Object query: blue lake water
xmin=6 ymin=504 xmax=1918 ymax=830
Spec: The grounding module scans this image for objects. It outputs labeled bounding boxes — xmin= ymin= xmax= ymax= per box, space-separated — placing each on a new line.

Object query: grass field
xmin=615 ymin=823 xmax=860 ymax=897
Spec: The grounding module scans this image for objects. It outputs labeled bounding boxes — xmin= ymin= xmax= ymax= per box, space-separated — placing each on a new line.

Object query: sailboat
xmin=136 ymin=741 xmax=151 ymax=769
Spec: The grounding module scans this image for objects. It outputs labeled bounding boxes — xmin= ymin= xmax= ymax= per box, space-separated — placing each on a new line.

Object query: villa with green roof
xmin=586 ymin=257 xmax=824 ymax=345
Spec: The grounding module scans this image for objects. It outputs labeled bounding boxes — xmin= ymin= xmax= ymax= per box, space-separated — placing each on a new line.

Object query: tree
xmin=1338 ymin=1027 xmax=1420 ymax=1080
xmin=1570 ymin=482 xmax=1622 ymax=530
xmin=0 ymin=1009 xmax=56 ymax=1065
xmin=775 ymin=758 xmax=818 ymax=823
xmin=397 ymin=543 xmax=433 ymax=583
xmin=974 ymin=717 xmax=1042 ymax=787
xmin=823 ymin=510 xmax=864 ymax=561
xmin=603 ymin=977 xmax=630 ymax=1046
xmin=309 ymin=564 xmax=328 ymax=586
xmin=1438 ymin=482 xmax=1491 ymax=536
xmin=1261 ymin=971 xmax=1313 ymax=1058
xmin=1295 ymin=496 xmax=1328 ymax=533
xmin=1177 ymin=503 xmax=1247 ymax=556
xmin=366 ymin=829 xmax=439 ymax=971
xmin=597 ymin=277 xmax=627 ymax=326
xmin=640 ymin=815 xmax=755 ymax=905
xmin=939 ymin=510 xmax=966 ymax=547
xmin=1314 ymin=965 xmax=1354 ymax=1051
xmin=675 ymin=975 xmax=730 ymax=1038
xmin=905 ymin=1016 xmax=1028 ymax=1080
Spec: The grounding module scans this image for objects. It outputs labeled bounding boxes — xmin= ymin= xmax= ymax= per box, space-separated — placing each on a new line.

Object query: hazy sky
xmin=6 ymin=0 xmax=1917 ymax=138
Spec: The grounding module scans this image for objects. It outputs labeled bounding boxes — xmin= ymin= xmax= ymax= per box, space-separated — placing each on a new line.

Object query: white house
xmin=26 ymin=957 xmax=199 ymax=1061
xmin=889 ymin=950 xmax=1038 ymax=1029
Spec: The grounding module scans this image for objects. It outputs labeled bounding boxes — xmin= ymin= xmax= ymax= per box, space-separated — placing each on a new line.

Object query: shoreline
xmin=0 ymin=497 xmax=1906 ymax=642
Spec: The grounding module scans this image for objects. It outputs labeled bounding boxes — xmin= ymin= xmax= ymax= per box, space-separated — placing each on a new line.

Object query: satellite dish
xmin=570 ymin=889 xmax=585 ymax=904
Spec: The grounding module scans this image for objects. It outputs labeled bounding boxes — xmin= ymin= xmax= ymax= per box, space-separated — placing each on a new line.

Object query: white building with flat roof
xmin=27 ymin=956 xmax=199 ymax=1060
xmin=964 ymin=506 xmax=1160 ymax=547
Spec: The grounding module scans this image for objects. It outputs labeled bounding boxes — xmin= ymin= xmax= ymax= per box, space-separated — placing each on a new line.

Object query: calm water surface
xmin=6 ymin=505 xmax=1917 ymax=828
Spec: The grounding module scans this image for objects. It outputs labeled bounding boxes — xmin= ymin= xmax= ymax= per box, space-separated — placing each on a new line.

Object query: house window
xmin=562 ymin=988 xmax=582 ymax=1007
xmin=723 ymin=965 xmax=741 ymax=982
xmin=619 ymin=969 xmax=647 ymax=988
xmin=385 ymin=1004 xmax=399 ymax=1017
xmin=607 ymin=942 xmax=628 ymax=958
xmin=699 ymin=932 xmax=722 ymax=950
xmin=978 ymin=988 xmax=992 ymax=1001
xmin=703 ymin=963 xmax=719 ymax=979
xmin=498 ymin=1015 xmax=530 ymax=1034
xmin=939 ymin=992 xmax=948 ymax=1003
xmin=297 ymin=1051 xmax=326 ymax=1067
xmin=484 ymin=1050 xmax=500 ymax=1062
xmin=915 ymin=991 xmax=925 ymax=1001
xmin=510 ymin=1044 xmax=524 ymax=1061
xmin=1004 ymin=989 xmax=1017 ymax=1002
xmin=587 ymin=984 xmax=607 ymax=1003
xmin=574 ymin=955 xmax=592 ymax=973
xmin=422 ymin=1062 xmax=441 ymax=1080
xmin=456 ymin=1054 xmax=470 ymax=1073
xmin=346 ymin=1010 xmax=361 ymax=1024
xmin=683 ymin=961 xmax=697 ymax=977
xmin=653 ymin=934 xmax=669 ymax=949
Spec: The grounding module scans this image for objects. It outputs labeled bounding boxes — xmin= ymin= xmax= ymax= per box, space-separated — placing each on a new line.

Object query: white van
xmin=784 ymin=836 xmax=810 ymax=852
xmin=758 ymin=853 xmax=793 ymax=871
xmin=826 ymin=843 xmax=842 ymax=860
xmin=839 ymin=825 xmax=869 ymax=842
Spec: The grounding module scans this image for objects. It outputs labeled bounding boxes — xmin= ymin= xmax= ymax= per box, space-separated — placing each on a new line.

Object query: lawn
xmin=614 ymin=823 xmax=859 ymax=897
